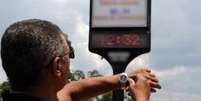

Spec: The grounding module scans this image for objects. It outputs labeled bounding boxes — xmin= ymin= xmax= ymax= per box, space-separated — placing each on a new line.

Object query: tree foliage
xmin=0 ymin=81 xmax=10 ymax=101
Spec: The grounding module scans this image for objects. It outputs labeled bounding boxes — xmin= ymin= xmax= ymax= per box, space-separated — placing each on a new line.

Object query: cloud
xmin=150 ymin=0 xmax=201 ymax=69
xmin=125 ymin=54 xmax=150 ymax=73
xmin=50 ymin=0 xmax=70 ymax=4
xmin=150 ymin=66 xmax=201 ymax=101
xmin=151 ymin=90 xmax=201 ymax=101
xmin=155 ymin=66 xmax=188 ymax=78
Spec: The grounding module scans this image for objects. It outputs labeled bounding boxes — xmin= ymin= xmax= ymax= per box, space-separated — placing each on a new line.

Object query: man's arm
xmin=58 ymin=74 xmax=121 ymax=101
xmin=57 ymin=69 xmax=161 ymax=101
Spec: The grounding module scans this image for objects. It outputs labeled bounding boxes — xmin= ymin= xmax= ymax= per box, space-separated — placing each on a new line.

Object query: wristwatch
xmin=119 ymin=73 xmax=129 ymax=89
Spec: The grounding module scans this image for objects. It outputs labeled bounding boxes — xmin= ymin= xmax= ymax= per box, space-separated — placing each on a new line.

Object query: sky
xmin=0 ymin=0 xmax=201 ymax=101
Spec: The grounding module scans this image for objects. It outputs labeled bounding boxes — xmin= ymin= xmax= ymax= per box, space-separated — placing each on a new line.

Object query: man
xmin=1 ymin=19 xmax=161 ymax=101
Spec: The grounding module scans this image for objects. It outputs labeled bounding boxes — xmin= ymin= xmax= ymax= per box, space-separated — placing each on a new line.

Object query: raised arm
xmin=57 ymin=74 xmax=121 ymax=101
xmin=57 ymin=68 xmax=161 ymax=101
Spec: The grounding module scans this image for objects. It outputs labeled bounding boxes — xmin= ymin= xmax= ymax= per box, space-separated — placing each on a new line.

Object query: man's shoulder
xmin=57 ymin=87 xmax=72 ymax=101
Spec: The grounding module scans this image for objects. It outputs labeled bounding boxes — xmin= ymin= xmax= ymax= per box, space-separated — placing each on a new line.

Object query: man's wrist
xmin=119 ymin=73 xmax=129 ymax=89
xmin=134 ymin=90 xmax=149 ymax=101
xmin=135 ymin=95 xmax=149 ymax=101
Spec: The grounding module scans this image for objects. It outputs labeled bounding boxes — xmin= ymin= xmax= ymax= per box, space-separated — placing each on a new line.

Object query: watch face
xmin=120 ymin=74 xmax=128 ymax=83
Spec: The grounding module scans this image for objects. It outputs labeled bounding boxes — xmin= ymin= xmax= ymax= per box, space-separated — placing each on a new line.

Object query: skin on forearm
xmin=58 ymin=75 xmax=121 ymax=101
xmin=134 ymin=92 xmax=149 ymax=101
xmin=128 ymin=77 xmax=151 ymax=101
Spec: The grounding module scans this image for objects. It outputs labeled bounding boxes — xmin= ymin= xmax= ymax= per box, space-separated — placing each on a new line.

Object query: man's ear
xmin=52 ymin=57 xmax=63 ymax=77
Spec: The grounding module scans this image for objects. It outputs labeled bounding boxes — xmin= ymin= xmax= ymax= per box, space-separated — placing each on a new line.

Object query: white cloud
xmin=150 ymin=66 xmax=201 ymax=101
xmin=154 ymin=66 xmax=188 ymax=78
xmin=150 ymin=0 xmax=201 ymax=69
xmin=50 ymin=0 xmax=70 ymax=4
xmin=126 ymin=53 xmax=150 ymax=73
xmin=72 ymin=14 xmax=89 ymax=43
xmin=151 ymin=90 xmax=201 ymax=101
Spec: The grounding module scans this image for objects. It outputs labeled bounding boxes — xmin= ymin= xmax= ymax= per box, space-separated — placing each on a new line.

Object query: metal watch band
xmin=119 ymin=73 xmax=129 ymax=89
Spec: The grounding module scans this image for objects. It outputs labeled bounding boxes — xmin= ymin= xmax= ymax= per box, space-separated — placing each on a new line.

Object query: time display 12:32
xmin=91 ymin=32 xmax=149 ymax=48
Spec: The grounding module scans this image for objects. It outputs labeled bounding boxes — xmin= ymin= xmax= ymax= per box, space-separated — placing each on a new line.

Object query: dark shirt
xmin=2 ymin=90 xmax=41 ymax=101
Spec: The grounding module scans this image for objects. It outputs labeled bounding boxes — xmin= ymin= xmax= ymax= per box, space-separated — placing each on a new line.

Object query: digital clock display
xmin=92 ymin=0 xmax=147 ymax=27
xmin=90 ymin=31 xmax=149 ymax=48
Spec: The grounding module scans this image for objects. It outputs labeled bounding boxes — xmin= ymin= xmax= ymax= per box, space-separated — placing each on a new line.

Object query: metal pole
xmin=112 ymin=89 xmax=124 ymax=101
xmin=112 ymin=63 xmax=127 ymax=101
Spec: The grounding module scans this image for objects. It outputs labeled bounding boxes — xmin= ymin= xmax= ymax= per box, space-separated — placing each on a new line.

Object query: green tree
xmin=69 ymin=72 xmax=77 ymax=81
xmin=101 ymin=92 xmax=112 ymax=101
xmin=69 ymin=70 xmax=86 ymax=81
xmin=74 ymin=70 xmax=85 ymax=80
xmin=87 ymin=70 xmax=103 ymax=77
xmin=0 ymin=81 xmax=10 ymax=101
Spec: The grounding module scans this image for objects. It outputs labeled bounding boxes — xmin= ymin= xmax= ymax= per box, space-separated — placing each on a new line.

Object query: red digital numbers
xmin=123 ymin=34 xmax=140 ymax=47
xmin=100 ymin=34 xmax=140 ymax=48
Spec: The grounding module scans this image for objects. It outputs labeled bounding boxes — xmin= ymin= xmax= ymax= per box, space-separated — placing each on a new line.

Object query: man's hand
xmin=128 ymin=68 xmax=161 ymax=92
xmin=127 ymin=76 xmax=151 ymax=101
